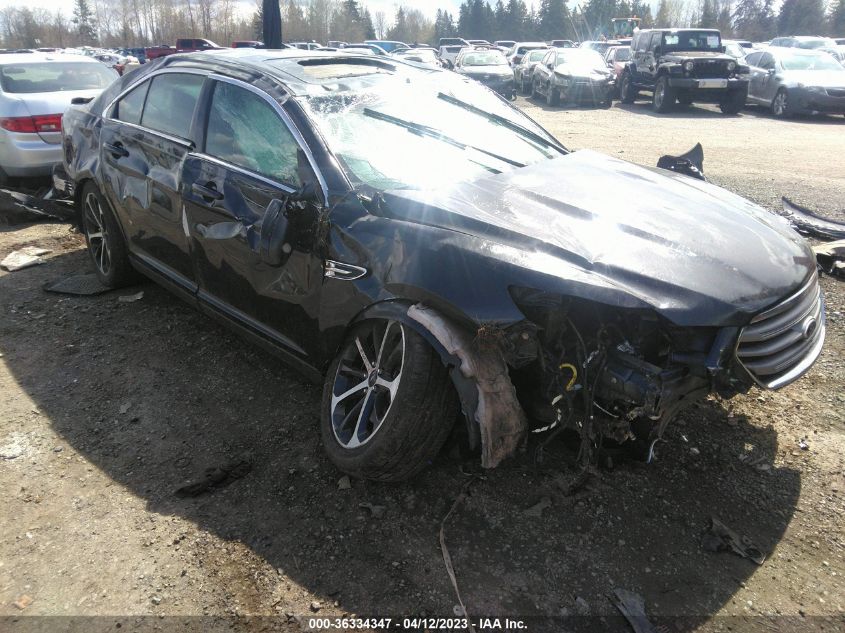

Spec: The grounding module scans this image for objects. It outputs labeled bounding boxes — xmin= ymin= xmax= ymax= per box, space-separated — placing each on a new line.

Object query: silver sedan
xmin=745 ymin=48 xmax=845 ymax=117
xmin=0 ymin=53 xmax=118 ymax=182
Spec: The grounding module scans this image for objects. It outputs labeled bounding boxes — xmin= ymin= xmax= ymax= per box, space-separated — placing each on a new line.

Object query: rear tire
xmin=320 ymin=320 xmax=458 ymax=482
xmin=80 ymin=182 xmax=138 ymax=288
xmin=652 ymin=76 xmax=675 ymax=113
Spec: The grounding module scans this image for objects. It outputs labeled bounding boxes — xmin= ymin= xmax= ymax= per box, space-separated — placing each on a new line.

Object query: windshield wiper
xmin=437 ymin=92 xmax=568 ymax=154
xmin=362 ymin=108 xmax=525 ymax=168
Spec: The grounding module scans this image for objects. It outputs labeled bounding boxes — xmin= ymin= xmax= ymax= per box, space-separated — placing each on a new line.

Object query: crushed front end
xmin=499 ymin=274 xmax=825 ymax=462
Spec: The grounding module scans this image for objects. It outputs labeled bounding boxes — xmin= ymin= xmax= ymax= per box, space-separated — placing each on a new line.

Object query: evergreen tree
xmin=778 ymin=0 xmax=825 ymax=35
xmin=362 ymin=9 xmax=375 ymax=39
xmin=72 ymin=0 xmax=97 ymax=45
xmin=830 ymin=0 xmax=845 ymax=35
xmin=699 ymin=0 xmax=718 ymax=27
xmin=539 ymin=0 xmax=572 ymax=40
xmin=654 ymin=0 xmax=670 ymax=28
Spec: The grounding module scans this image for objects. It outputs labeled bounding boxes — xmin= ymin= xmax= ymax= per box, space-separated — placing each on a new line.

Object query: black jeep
xmin=620 ymin=28 xmax=749 ymax=114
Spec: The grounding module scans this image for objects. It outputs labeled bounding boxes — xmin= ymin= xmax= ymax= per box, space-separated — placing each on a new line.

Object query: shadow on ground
xmin=0 ymin=242 xmax=802 ymax=631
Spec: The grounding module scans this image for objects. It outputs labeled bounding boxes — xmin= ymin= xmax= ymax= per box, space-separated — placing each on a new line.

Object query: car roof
xmin=147 ymin=49 xmax=440 ymax=97
xmin=640 ymin=28 xmax=720 ymax=34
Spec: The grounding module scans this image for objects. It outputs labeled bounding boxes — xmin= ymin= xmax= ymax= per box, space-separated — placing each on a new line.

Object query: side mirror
xmin=258 ymin=198 xmax=292 ymax=267
xmin=767 ymin=67 xmax=776 ymax=75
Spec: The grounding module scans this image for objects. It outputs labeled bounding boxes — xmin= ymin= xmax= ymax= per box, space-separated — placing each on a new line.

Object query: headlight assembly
xmin=727 ymin=61 xmax=737 ymax=72
xmin=683 ymin=61 xmax=694 ymax=72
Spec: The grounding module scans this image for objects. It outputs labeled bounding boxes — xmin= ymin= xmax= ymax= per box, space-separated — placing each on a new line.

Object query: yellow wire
xmin=559 ymin=363 xmax=578 ymax=392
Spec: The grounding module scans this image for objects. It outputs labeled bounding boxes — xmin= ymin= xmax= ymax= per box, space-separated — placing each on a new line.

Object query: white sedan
xmin=0 ymin=53 xmax=117 ymax=183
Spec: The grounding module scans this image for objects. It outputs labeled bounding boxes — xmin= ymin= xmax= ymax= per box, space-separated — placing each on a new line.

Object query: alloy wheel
xmin=329 ymin=320 xmax=405 ymax=449
xmin=83 ymin=192 xmax=111 ymax=276
xmin=773 ymin=91 xmax=788 ymax=117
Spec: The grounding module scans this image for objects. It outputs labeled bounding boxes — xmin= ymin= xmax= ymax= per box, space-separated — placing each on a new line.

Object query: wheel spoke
xmin=375 ymin=375 xmax=399 ymax=399
xmin=376 ymin=321 xmax=396 ymax=368
xmin=87 ymin=231 xmax=103 ymax=240
xmin=331 ymin=378 xmax=369 ymax=411
xmin=355 ymin=337 xmax=373 ymax=371
xmin=347 ymin=388 xmax=375 ymax=449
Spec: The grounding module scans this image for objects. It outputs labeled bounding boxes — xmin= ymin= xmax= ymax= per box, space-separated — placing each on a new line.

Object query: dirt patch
xmin=1 ymin=104 xmax=843 ymax=632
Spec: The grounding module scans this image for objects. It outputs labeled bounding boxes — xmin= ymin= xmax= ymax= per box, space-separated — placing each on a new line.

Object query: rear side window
xmin=204 ymin=81 xmax=302 ymax=187
xmin=745 ymin=52 xmax=762 ymax=67
xmin=140 ymin=73 xmax=204 ymax=139
xmin=114 ymin=80 xmax=149 ymax=125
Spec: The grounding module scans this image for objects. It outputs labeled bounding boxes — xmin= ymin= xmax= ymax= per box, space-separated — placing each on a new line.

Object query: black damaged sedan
xmin=60 ymin=49 xmax=825 ymax=481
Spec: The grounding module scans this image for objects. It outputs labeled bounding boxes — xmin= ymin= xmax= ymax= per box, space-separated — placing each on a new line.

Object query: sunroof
xmin=268 ymin=57 xmax=397 ymax=83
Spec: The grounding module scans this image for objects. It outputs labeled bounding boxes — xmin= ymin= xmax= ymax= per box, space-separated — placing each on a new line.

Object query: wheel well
xmin=72 ymin=177 xmax=92 ymax=231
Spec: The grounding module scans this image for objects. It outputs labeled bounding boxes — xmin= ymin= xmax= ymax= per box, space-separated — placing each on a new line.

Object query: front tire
xmin=531 ymin=77 xmax=539 ymax=99
xmin=719 ymin=89 xmax=746 ymax=115
xmin=653 ymin=76 xmax=675 ymax=113
xmin=320 ymin=320 xmax=458 ymax=482
xmin=620 ymin=74 xmax=636 ymax=103
xmin=771 ymin=88 xmax=791 ymax=118
xmin=546 ymin=84 xmax=559 ymax=107
xmin=81 ymin=182 xmax=138 ymax=288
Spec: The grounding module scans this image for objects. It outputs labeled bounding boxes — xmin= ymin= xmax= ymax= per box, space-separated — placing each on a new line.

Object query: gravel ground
xmin=1 ymin=101 xmax=843 ymax=633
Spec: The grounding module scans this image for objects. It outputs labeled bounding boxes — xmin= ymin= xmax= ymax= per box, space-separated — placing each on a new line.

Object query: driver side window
xmin=759 ymin=53 xmax=775 ymax=70
xmin=204 ymin=81 xmax=302 ymax=187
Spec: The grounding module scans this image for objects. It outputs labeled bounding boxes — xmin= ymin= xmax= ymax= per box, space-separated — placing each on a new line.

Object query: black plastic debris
xmin=611 ymin=588 xmax=658 ymax=633
xmin=656 ymin=143 xmax=706 ymax=181
xmin=781 ymin=198 xmax=845 ymax=240
xmin=701 ymin=516 xmax=765 ymax=565
xmin=44 ymin=273 xmax=112 ymax=296
xmin=0 ymin=188 xmax=75 ymax=225
xmin=813 ymin=240 xmax=845 ymax=279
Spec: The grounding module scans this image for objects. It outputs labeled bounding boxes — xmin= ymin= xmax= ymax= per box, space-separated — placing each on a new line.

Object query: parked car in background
xmin=549 ymin=39 xmax=576 ymax=48
xmin=494 ymin=40 xmax=516 ymax=50
xmin=59 ymin=49 xmax=825 ymax=482
xmin=467 ymin=40 xmax=492 ymax=47
xmin=117 ymin=47 xmax=147 ymax=63
xmin=390 ymin=47 xmax=444 ymax=68
xmin=94 ymin=52 xmax=140 ymax=76
xmin=454 ymin=47 xmax=515 ymax=99
xmin=514 ymin=48 xmax=548 ymax=93
xmin=531 ymin=47 xmax=614 ymax=107
xmin=343 ymin=44 xmax=386 ymax=56
xmin=439 ymin=45 xmax=466 ymax=68
xmin=232 ymin=40 xmax=263 ymax=48
xmin=327 ymin=41 xmax=348 ymax=48
xmin=723 ymin=40 xmax=748 ymax=61
xmin=769 ymin=36 xmax=843 ymax=64
xmin=745 ymin=48 xmax=845 ymax=117
xmin=146 ymin=39 xmax=222 ymax=60
xmin=620 ymin=29 xmax=748 ymax=114
xmin=580 ymin=40 xmax=622 ymax=56
xmin=365 ymin=40 xmax=408 ymax=53
xmin=507 ymin=42 xmax=548 ymax=66
xmin=439 ymin=37 xmax=469 ymax=47
xmin=0 ymin=53 xmax=117 ymax=182
xmin=604 ymin=45 xmax=631 ymax=85
xmin=289 ymin=42 xmax=322 ymax=51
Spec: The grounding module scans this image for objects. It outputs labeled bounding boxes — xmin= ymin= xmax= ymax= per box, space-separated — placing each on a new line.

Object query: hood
xmin=380 ymin=151 xmax=814 ymax=326
xmin=663 ymin=51 xmax=732 ymax=61
xmin=557 ymin=63 xmax=612 ymax=79
xmin=461 ymin=66 xmax=512 ymax=77
xmin=783 ymin=70 xmax=845 ymax=88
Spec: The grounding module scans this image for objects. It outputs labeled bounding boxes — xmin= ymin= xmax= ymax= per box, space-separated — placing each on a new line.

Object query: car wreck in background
xmin=59 ymin=49 xmax=825 ymax=482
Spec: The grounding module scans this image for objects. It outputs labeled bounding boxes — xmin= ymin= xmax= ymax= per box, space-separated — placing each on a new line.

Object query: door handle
xmin=192 ymin=182 xmax=224 ymax=201
xmin=104 ymin=142 xmax=129 ymax=158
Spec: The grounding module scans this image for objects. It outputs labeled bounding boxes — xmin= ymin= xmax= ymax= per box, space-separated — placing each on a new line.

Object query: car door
xmin=99 ymin=70 xmax=206 ymax=295
xmin=642 ymin=32 xmax=661 ymax=85
xmin=756 ymin=53 xmax=779 ymax=102
xmin=182 ymin=76 xmax=325 ymax=360
xmin=534 ymin=50 xmax=552 ymax=92
xmin=745 ymin=52 xmax=765 ymax=103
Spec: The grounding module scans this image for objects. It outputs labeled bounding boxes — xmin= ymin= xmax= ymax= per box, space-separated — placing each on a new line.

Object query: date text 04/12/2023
xmin=307 ymin=617 xmax=528 ymax=630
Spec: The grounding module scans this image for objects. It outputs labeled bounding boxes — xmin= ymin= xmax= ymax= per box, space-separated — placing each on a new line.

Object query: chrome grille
xmin=736 ymin=274 xmax=825 ymax=389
